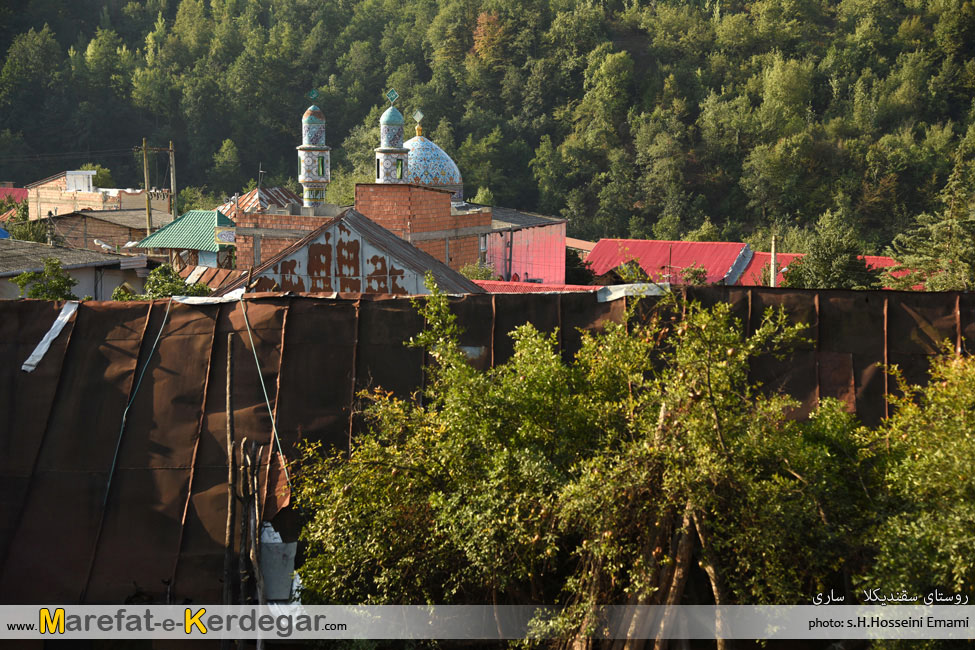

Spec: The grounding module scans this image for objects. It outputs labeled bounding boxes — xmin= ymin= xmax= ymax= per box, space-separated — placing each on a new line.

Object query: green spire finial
xmin=385 ymin=88 xmax=399 ymax=105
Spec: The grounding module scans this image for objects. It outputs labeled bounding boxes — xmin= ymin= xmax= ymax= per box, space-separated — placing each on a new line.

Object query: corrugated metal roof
xmin=215 ymin=208 xmax=483 ymax=296
xmin=60 ymin=208 xmax=174 ymax=230
xmin=736 ymin=252 xmax=804 ymax=286
xmin=489 ymin=206 xmax=566 ymax=230
xmin=0 ymin=188 xmax=27 ymax=202
xmin=475 ymin=280 xmax=597 ymax=293
xmin=178 ymin=264 xmax=248 ymax=290
xmin=137 ymin=210 xmax=233 ymax=252
xmin=0 ymin=239 xmax=125 ymax=276
xmin=738 ymin=252 xmax=909 ymax=287
xmin=215 ymin=187 xmax=302 ymax=220
xmin=24 ymin=171 xmax=66 ymax=189
xmin=587 ymin=239 xmax=751 ymax=284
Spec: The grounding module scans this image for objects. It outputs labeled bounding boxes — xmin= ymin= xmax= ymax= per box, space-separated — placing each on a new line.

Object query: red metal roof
xmin=475 ymin=280 xmax=597 ymax=293
xmin=738 ymin=252 xmax=910 ymax=287
xmin=215 ymin=186 xmax=302 ymax=221
xmin=586 ymin=239 xmax=749 ymax=284
xmin=0 ymin=188 xmax=27 ymax=203
xmin=737 ymin=252 xmax=804 ymax=286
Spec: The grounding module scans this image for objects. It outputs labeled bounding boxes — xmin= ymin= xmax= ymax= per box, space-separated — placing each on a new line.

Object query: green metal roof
xmin=137 ymin=210 xmax=233 ymax=253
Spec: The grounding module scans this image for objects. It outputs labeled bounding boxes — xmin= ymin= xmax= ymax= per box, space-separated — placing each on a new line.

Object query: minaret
xmin=375 ymin=89 xmax=409 ymax=184
xmin=297 ymin=105 xmax=330 ymax=207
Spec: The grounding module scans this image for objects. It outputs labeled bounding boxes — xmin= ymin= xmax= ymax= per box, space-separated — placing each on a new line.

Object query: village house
xmin=25 ymin=170 xmax=171 ymax=221
xmin=0 ymin=238 xmax=156 ymax=299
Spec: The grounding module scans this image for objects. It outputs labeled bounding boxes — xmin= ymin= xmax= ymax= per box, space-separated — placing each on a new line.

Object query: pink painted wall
xmin=485 ymin=222 xmax=566 ymax=284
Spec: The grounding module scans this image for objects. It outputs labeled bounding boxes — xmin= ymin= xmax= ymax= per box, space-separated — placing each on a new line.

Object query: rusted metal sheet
xmin=2 ymin=287 xmax=973 ymax=605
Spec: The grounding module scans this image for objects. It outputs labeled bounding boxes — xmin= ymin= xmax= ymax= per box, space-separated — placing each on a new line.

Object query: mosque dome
xmin=404 ymin=134 xmax=463 ymax=193
xmin=380 ymin=106 xmax=405 ymax=126
xmin=302 ymin=105 xmax=326 ymax=124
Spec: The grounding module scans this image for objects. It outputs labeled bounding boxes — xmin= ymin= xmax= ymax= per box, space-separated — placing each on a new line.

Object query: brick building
xmin=354 ymin=183 xmax=492 ymax=271
xmin=234 ymin=204 xmax=345 ymax=269
xmin=45 ymin=208 xmax=173 ymax=252
xmin=216 ymin=208 xmax=481 ymax=296
xmin=26 ymin=170 xmax=171 ymax=221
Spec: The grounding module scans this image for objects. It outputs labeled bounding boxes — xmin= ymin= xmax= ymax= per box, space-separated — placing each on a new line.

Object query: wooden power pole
xmin=141 ymin=139 xmax=178 ymax=237
xmin=143 ymin=137 xmax=152 ymax=238
xmin=169 ymin=141 xmax=177 ymax=220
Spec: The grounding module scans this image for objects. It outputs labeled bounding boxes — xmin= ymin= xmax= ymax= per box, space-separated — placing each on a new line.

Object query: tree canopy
xmin=295 ymin=282 xmax=975 ymax=647
xmin=1 ymin=0 xmax=975 ymax=261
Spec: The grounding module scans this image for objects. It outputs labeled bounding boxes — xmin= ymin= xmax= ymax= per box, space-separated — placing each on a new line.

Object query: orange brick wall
xmin=354 ymin=184 xmax=415 ymax=235
xmin=448 ymin=234 xmax=480 ymax=269
xmin=354 ymin=184 xmax=490 ymax=270
xmin=53 ymin=216 xmax=139 ymax=252
xmin=236 ymin=213 xmax=332 ymax=268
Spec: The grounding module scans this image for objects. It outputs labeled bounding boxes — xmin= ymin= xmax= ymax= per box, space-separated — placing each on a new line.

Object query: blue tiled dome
xmin=404 ymin=135 xmax=462 ymax=186
xmin=380 ymin=106 xmax=405 ymax=126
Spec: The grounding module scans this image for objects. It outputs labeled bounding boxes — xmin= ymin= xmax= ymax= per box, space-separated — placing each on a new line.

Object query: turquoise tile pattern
xmin=404 ymin=135 xmax=462 ymax=186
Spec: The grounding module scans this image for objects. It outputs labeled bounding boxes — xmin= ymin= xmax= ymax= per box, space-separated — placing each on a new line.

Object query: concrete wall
xmin=0 ymin=267 xmax=146 ymax=300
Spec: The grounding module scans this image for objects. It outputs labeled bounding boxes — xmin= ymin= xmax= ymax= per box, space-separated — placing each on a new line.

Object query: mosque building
xmin=253 ymin=97 xmax=568 ymax=285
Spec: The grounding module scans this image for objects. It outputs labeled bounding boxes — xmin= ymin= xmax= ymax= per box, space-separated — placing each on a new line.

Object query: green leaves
xmin=295 ymin=290 xmax=877 ymax=619
xmin=13 ymin=257 xmax=78 ymax=300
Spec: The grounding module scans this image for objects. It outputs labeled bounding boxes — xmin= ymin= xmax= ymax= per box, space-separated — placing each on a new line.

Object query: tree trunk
xmin=653 ymin=502 xmax=695 ymax=650
xmin=692 ymin=510 xmax=731 ymax=650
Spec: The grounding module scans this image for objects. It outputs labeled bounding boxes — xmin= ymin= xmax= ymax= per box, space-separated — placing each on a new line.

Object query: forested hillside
xmin=2 ymin=0 xmax=974 ymax=250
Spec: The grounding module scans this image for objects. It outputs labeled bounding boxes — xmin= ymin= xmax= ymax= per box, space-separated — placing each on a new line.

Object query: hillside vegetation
xmin=2 ymin=0 xmax=975 ymax=250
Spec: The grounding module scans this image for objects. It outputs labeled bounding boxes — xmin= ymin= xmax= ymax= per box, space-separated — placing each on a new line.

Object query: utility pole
xmin=169 ymin=141 xmax=177 ymax=220
xmin=143 ymin=137 xmax=152 ymax=238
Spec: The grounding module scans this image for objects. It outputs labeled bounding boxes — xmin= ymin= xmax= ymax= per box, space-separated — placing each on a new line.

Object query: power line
xmin=0 ymin=147 xmax=146 ymax=163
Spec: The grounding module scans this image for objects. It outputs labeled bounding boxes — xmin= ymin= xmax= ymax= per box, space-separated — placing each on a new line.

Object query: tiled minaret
xmin=375 ymin=92 xmax=409 ymax=184
xmin=297 ymin=105 xmax=330 ymax=207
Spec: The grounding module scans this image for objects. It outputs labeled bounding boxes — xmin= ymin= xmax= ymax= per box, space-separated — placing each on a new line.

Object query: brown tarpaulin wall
xmin=0 ymin=287 xmax=971 ymax=604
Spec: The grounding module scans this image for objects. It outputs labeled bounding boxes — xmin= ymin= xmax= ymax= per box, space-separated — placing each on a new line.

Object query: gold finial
xmin=412 ymin=109 xmax=424 ymax=137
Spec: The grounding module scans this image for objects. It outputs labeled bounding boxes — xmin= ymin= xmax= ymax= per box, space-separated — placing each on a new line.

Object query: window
xmin=318 ymin=156 xmax=325 ymax=177
xmin=376 ymin=159 xmax=381 ymax=179
xmin=396 ymin=159 xmax=403 ymax=179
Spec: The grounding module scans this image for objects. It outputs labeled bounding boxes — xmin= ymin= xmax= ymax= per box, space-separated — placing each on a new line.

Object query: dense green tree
xmin=112 ymin=264 xmax=210 ymax=300
xmin=2 ymin=0 xmax=975 ymax=251
xmin=886 ymin=151 xmax=975 ymax=290
xmin=782 ymin=209 xmax=882 ymax=289
xmin=295 ymin=283 xmax=873 ymax=626
xmin=13 ymin=258 xmax=78 ymax=300
xmin=79 ymin=162 xmax=115 ymax=188
xmin=867 ymin=352 xmax=975 ymax=601
xmin=209 ymin=139 xmax=242 ymax=195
